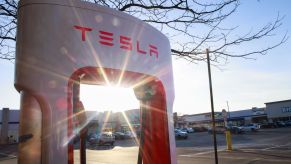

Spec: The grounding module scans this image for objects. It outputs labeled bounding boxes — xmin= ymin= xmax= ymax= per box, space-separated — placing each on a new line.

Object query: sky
xmin=1 ymin=0 xmax=291 ymax=115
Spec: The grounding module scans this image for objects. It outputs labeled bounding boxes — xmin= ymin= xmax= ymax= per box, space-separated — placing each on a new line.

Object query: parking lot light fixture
xmin=206 ymin=48 xmax=219 ymax=164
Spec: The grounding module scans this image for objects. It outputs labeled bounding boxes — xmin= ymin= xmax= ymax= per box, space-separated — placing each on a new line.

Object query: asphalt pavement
xmin=1 ymin=127 xmax=291 ymax=164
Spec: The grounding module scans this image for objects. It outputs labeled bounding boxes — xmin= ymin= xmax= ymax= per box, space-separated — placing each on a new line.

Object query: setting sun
xmin=80 ymin=84 xmax=140 ymax=112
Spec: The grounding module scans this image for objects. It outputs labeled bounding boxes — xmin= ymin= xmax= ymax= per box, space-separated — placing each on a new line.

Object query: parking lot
xmin=1 ymin=127 xmax=291 ymax=163
xmin=176 ymin=126 xmax=291 ymax=164
xmin=176 ymin=126 xmax=291 ymax=149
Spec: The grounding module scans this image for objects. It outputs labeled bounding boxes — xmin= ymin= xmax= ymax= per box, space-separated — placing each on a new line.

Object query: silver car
xmin=88 ymin=132 xmax=115 ymax=145
xmin=240 ymin=123 xmax=260 ymax=132
xmin=175 ymin=129 xmax=188 ymax=139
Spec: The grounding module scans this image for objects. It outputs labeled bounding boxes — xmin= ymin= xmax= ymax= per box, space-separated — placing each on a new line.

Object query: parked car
xmin=73 ymin=133 xmax=80 ymax=144
xmin=227 ymin=126 xmax=244 ymax=134
xmin=285 ymin=120 xmax=291 ymax=126
xmin=124 ymin=131 xmax=137 ymax=139
xmin=208 ymin=126 xmax=226 ymax=134
xmin=88 ymin=132 xmax=115 ymax=145
xmin=192 ymin=126 xmax=208 ymax=132
xmin=113 ymin=132 xmax=125 ymax=140
xmin=260 ymin=122 xmax=277 ymax=128
xmin=181 ymin=127 xmax=194 ymax=133
xmin=180 ymin=128 xmax=187 ymax=133
xmin=240 ymin=123 xmax=260 ymax=132
xmin=175 ymin=129 xmax=188 ymax=139
xmin=276 ymin=121 xmax=286 ymax=127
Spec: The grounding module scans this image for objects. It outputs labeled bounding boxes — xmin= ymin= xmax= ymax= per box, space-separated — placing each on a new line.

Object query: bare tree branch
xmin=0 ymin=0 xmax=17 ymax=60
xmin=0 ymin=0 xmax=288 ymax=63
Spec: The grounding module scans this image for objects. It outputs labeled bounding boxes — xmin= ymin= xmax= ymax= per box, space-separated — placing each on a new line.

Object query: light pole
xmin=227 ymin=101 xmax=230 ymax=120
xmin=206 ymin=48 xmax=218 ymax=164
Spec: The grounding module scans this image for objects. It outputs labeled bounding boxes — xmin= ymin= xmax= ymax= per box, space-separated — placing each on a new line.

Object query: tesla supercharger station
xmin=15 ymin=0 xmax=176 ymax=164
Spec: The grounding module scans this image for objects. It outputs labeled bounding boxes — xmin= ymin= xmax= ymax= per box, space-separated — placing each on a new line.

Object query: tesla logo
xmin=74 ymin=25 xmax=159 ymax=59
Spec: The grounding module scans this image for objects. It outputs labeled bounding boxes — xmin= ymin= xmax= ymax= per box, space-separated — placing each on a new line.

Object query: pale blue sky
xmin=172 ymin=0 xmax=291 ymax=114
xmin=1 ymin=0 xmax=291 ymax=114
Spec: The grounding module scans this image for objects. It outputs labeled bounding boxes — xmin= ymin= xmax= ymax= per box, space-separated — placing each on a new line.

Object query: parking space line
xmin=180 ymin=153 xmax=291 ymax=163
xmin=179 ymin=148 xmax=224 ymax=157
xmin=217 ymin=156 xmax=291 ymax=162
xmin=262 ymin=143 xmax=291 ymax=150
xmin=0 ymin=153 xmax=17 ymax=161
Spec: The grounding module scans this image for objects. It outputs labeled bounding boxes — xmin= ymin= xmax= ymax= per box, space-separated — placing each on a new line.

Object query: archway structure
xmin=15 ymin=0 xmax=176 ymax=164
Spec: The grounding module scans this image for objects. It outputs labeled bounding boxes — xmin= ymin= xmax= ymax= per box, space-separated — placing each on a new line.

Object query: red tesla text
xmin=74 ymin=25 xmax=159 ymax=59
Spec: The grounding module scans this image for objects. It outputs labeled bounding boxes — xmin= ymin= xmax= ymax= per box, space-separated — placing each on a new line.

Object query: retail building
xmin=265 ymin=99 xmax=291 ymax=122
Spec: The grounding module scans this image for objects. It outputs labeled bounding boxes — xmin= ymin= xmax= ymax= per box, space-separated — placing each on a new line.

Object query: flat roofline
xmin=265 ymin=99 xmax=291 ymax=105
xmin=182 ymin=112 xmax=221 ymax=117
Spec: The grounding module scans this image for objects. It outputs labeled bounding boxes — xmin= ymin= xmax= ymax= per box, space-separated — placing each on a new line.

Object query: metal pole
xmin=206 ymin=48 xmax=219 ymax=164
xmin=227 ymin=101 xmax=230 ymax=120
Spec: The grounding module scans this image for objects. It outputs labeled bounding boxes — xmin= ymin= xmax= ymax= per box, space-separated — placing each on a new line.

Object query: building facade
xmin=0 ymin=108 xmax=19 ymax=143
xmin=265 ymin=99 xmax=291 ymax=122
xmin=176 ymin=107 xmax=267 ymax=129
xmin=2 ymin=99 xmax=291 ymax=142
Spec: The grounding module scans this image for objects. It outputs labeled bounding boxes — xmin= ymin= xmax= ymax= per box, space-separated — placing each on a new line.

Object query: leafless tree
xmin=0 ymin=0 xmax=17 ymax=61
xmin=0 ymin=0 xmax=288 ymax=64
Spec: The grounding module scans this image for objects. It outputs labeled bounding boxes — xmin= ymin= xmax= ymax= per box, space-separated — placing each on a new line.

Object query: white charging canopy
xmin=15 ymin=0 xmax=176 ymax=163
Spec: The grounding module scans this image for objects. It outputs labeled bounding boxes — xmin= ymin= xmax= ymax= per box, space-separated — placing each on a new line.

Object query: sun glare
xmin=80 ymin=84 xmax=140 ymax=112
